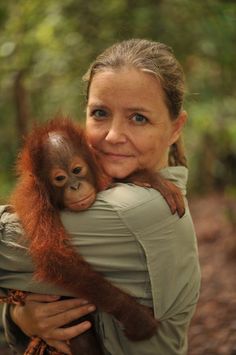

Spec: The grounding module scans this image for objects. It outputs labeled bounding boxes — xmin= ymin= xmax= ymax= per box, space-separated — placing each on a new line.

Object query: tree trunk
xmin=13 ymin=70 xmax=30 ymax=140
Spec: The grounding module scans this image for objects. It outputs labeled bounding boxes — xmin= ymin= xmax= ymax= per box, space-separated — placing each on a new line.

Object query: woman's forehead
xmin=87 ymin=68 xmax=167 ymax=111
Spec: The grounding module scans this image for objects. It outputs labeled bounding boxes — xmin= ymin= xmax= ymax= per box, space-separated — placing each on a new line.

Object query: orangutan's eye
xmin=50 ymin=168 xmax=68 ymax=187
xmin=55 ymin=175 xmax=66 ymax=181
xmin=72 ymin=167 xmax=82 ymax=174
xmin=52 ymin=174 xmax=68 ymax=187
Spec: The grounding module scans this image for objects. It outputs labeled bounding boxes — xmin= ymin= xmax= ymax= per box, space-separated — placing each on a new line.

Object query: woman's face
xmin=86 ymin=67 xmax=186 ymax=179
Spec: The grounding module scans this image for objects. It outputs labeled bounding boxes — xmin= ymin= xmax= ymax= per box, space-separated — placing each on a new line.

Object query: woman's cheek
xmin=87 ymin=126 xmax=106 ymax=148
xmin=86 ymin=129 xmax=99 ymax=147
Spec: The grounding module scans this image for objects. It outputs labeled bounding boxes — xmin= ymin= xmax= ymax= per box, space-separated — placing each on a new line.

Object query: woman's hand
xmin=10 ymin=293 xmax=96 ymax=355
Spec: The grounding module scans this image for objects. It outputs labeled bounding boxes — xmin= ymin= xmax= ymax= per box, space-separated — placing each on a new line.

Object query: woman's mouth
xmin=101 ymin=151 xmax=134 ymax=161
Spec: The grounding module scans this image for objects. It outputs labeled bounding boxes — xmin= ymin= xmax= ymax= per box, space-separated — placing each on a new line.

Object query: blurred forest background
xmin=0 ymin=0 xmax=236 ymax=354
xmin=0 ymin=0 xmax=236 ymax=199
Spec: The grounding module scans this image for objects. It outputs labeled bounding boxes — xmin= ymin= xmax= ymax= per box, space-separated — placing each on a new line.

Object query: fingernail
xmin=81 ymin=300 xmax=89 ymax=305
xmin=50 ymin=295 xmax=60 ymax=299
xmin=82 ymin=321 xmax=92 ymax=329
xmin=88 ymin=305 xmax=96 ymax=312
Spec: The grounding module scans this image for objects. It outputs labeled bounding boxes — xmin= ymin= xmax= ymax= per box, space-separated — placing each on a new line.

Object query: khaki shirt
xmin=0 ymin=167 xmax=200 ymax=355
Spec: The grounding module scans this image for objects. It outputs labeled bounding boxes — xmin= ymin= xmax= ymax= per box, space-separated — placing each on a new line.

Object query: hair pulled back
xmin=83 ymin=39 xmax=187 ymax=167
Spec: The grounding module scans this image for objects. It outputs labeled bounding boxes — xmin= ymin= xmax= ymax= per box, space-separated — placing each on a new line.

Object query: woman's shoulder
xmin=62 ymin=167 xmax=189 ymax=234
xmin=97 ymin=166 xmax=188 ymax=213
xmin=98 ymin=182 xmax=163 ymax=210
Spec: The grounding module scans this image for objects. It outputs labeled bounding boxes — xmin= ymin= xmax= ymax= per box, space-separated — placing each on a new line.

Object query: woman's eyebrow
xmin=87 ymin=103 xmax=152 ymax=113
xmin=87 ymin=103 xmax=108 ymax=109
xmin=125 ymin=107 xmax=152 ymax=113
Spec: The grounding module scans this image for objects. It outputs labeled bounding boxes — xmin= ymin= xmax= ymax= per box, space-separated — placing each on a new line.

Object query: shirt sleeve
xmin=2 ymin=304 xmax=29 ymax=355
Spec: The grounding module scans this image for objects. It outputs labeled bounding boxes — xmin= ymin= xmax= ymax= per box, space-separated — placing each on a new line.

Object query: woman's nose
xmin=105 ymin=121 xmax=127 ymax=144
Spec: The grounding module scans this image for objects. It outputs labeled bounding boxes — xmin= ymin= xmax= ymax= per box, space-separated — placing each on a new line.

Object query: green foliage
xmin=0 ymin=0 xmax=235 ymax=197
xmin=186 ymin=97 xmax=236 ymax=192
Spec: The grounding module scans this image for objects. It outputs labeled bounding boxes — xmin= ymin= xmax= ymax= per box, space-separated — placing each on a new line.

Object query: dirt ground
xmin=0 ymin=193 xmax=236 ymax=355
xmin=188 ymin=193 xmax=236 ymax=355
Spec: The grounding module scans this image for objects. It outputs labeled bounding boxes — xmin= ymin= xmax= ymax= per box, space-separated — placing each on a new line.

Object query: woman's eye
xmin=91 ymin=109 xmax=107 ymax=119
xmin=131 ymin=113 xmax=148 ymax=124
xmin=72 ymin=167 xmax=82 ymax=174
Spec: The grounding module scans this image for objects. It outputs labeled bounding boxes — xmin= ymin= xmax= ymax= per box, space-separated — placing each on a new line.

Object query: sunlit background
xmin=0 ymin=1 xmax=235 ymax=354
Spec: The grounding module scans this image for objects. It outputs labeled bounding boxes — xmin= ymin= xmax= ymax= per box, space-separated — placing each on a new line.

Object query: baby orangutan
xmin=4 ymin=117 xmax=184 ymax=355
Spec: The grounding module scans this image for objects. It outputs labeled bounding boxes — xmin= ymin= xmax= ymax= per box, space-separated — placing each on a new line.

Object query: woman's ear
xmin=169 ymin=111 xmax=188 ymax=145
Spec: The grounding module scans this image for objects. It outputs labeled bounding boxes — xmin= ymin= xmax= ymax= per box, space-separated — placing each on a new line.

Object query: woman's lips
xmin=101 ymin=151 xmax=134 ymax=160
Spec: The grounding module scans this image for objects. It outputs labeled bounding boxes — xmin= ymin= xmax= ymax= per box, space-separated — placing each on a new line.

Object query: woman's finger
xmin=49 ymin=320 xmax=92 ymax=341
xmin=46 ymin=304 xmax=96 ymax=329
xmin=46 ymin=339 xmax=72 ymax=355
xmin=40 ymin=298 xmax=91 ymax=317
xmin=25 ymin=293 xmax=60 ymax=302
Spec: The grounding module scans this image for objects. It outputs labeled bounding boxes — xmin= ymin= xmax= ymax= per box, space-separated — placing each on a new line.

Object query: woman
xmin=2 ymin=38 xmax=200 ymax=355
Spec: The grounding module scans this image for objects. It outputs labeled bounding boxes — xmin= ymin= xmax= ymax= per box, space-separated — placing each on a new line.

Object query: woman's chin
xmin=103 ymin=167 xmax=134 ymax=180
xmin=100 ymin=160 xmax=136 ymax=179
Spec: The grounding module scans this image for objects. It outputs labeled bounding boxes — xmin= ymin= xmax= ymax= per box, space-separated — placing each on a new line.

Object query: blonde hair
xmin=83 ymin=39 xmax=187 ymax=167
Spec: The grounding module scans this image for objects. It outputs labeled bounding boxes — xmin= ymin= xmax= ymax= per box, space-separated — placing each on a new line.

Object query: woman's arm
xmin=2 ymin=167 xmax=200 ymax=354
